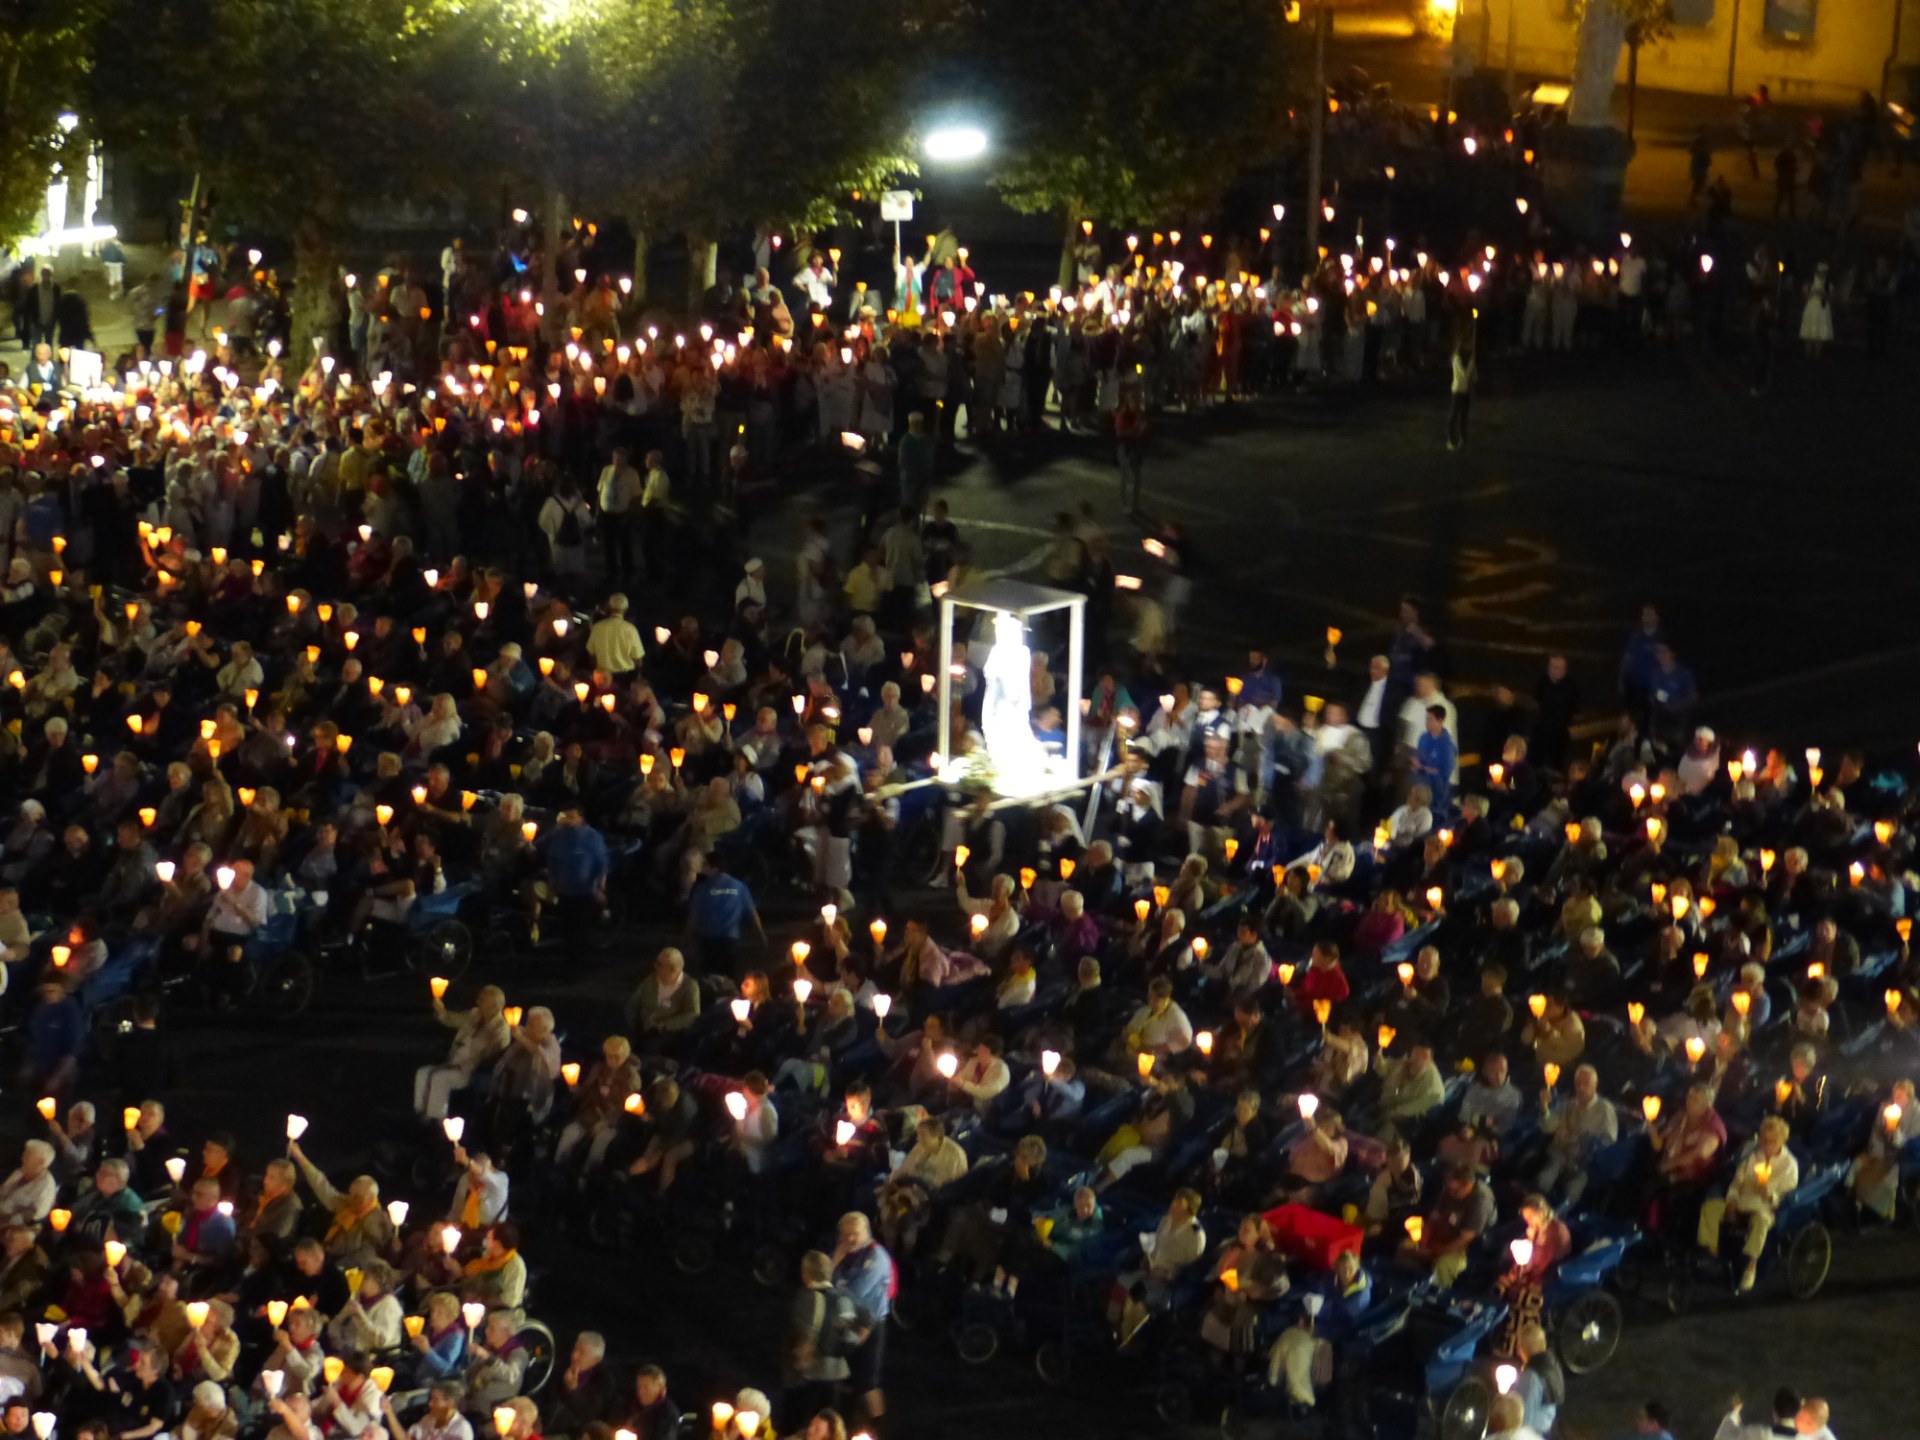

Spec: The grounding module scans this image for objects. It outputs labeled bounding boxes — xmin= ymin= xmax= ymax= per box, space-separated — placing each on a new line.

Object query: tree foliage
xmin=0 ymin=0 xmax=107 ymax=240
xmin=967 ymin=0 xmax=1292 ymax=225
xmin=89 ymin=0 xmax=463 ymax=241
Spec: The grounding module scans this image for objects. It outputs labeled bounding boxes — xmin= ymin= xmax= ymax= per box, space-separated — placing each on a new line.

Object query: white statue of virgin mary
xmin=979 ymin=611 xmax=1051 ymax=795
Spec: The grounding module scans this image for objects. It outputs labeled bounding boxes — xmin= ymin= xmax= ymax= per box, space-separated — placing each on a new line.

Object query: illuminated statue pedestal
xmin=936 ymin=579 xmax=1087 ymax=804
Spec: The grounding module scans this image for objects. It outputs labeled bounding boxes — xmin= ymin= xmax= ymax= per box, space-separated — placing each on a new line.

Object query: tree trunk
xmin=629 ymin=227 xmax=650 ymax=307
xmin=1056 ymin=210 xmax=1080 ymax=294
xmin=290 ymin=223 xmax=343 ymax=368
xmin=687 ymin=230 xmax=718 ymax=314
xmin=1568 ymin=0 xmax=1631 ymax=128
xmin=1627 ymin=42 xmax=1640 ymax=137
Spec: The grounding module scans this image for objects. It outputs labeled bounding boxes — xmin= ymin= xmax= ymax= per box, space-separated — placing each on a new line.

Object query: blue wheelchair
xmin=1664 ymin=1156 xmax=1844 ymax=1311
xmin=1540 ymin=1219 xmax=1638 ymax=1373
xmin=1349 ymin=1289 xmax=1513 ymax=1440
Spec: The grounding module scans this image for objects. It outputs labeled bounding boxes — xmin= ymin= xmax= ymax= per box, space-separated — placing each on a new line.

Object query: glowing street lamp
xmin=922 ymin=125 xmax=989 ymax=163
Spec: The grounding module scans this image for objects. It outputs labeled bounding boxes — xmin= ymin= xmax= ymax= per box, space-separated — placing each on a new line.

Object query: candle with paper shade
xmin=1276 ymin=963 xmax=1296 ymax=986
xmin=872 ymin=993 xmax=892 ymax=1020
xmin=493 ymin=1410 xmax=518 ymax=1439
xmin=1297 ymin=1093 xmax=1320 ymax=1120
xmin=47 ymin=1209 xmax=70 ymax=1233
xmin=285 ymin=1114 xmax=309 ymax=1141
xmin=1684 ymin=1035 xmax=1707 ymax=1065
xmin=405 ymin=1315 xmax=426 ymax=1338
xmin=1543 ymin=1063 xmax=1561 ymax=1088
xmin=439 ymin=1225 xmax=462 ymax=1255
xmin=724 ymin=1091 xmax=749 ymax=1121
xmin=186 ymin=1301 xmax=210 ymax=1329
xmin=1404 ymin=1215 xmax=1424 ymax=1244
xmin=165 ymin=1157 xmax=186 ymax=1183
xmin=623 ymin=1093 xmax=645 ymax=1116
xmin=935 ymin=1051 xmax=959 ymax=1079
xmin=371 ymin=1367 xmax=395 ymax=1393
xmin=462 ymin=1301 xmax=486 ymax=1330
xmin=730 ymin=998 xmax=751 ymax=1023
xmin=1627 ymin=1002 xmax=1645 ymax=1025
xmin=442 ymin=1117 xmax=465 ymax=1144
xmin=104 ymin=1239 xmax=126 ymax=1269
xmin=122 ymin=1106 xmax=140 ymax=1131
xmin=1136 ymin=1051 xmax=1155 ymax=1078
xmin=34 ymin=1097 xmax=54 ymax=1121
xmin=430 ymin=976 xmax=450 ymax=999
xmin=711 ymin=1404 xmax=736 ymax=1432
xmin=387 ymin=1200 xmax=409 ymax=1227
xmin=266 ymin=1300 xmax=289 ymax=1327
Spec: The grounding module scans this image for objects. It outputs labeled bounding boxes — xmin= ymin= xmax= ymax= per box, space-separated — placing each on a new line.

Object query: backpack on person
xmin=815 ymin=1285 xmax=862 ymax=1359
xmin=556 ymin=504 xmax=583 ymax=547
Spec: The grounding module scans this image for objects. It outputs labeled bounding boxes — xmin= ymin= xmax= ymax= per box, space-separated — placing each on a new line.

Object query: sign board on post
xmin=879 ymin=190 xmax=915 ymax=222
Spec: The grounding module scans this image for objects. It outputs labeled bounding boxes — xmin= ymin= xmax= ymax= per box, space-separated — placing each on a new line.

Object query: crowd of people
xmin=0 ymin=101 xmax=1908 ymax=1440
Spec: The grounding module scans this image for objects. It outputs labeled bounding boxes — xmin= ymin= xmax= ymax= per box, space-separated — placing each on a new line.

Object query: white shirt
xmin=1397 ymin=692 xmax=1458 ymax=752
xmin=800 ymin=264 xmax=835 ymax=308
xmin=1356 ymin=676 xmax=1388 ymax=730
xmin=209 ymin=879 xmax=271 ymax=936
xmin=597 ymin=462 xmax=641 ymax=514
xmin=735 ymin=1094 xmax=780 ymax=1172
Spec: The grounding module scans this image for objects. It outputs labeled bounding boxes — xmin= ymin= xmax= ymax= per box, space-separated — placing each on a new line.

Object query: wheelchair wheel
xmin=412 ymin=919 xmax=473 ymax=978
xmin=673 ymin=1233 xmax=716 ymax=1275
xmin=898 ymin=815 xmax=941 ymax=885
xmin=586 ymin=1200 xmax=629 ymax=1250
xmin=90 ymin=994 xmax=143 ymax=1057
xmin=1438 ymin=1376 xmax=1492 ymax=1440
xmin=1154 ymin=1382 xmax=1194 ymax=1424
xmin=955 ymin=1320 xmax=999 ymax=1366
xmin=749 ymin=1242 xmax=787 ymax=1291
xmin=256 ymin=951 xmax=315 ymax=1019
xmin=409 ymin=1149 xmax=446 ymax=1193
xmin=1785 ymin=1222 xmax=1833 ymax=1299
xmin=1663 ymin=1269 xmax=1693 ymax=1316
xmin=1034 ymin=1339 xmax=1071 ymax=1385
xmin=888 ymin=1287 xmax=922 ymax=1333
xmin=515 ymin=1320 xmax=557 ymax=1395
xmin=1556 ymin=1289 xmax=1624 ymax=1373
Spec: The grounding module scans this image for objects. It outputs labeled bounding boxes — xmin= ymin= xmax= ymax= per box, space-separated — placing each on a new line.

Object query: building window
xmin=1763 ymin=0 xmax=1815 ymax=41
xmin=1669 ymin=0 xmax=1713 ymax=25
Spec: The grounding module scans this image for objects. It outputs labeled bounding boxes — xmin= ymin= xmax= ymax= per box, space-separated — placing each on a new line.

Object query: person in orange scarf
xmin=459 ymin=1222 xmax=526 ymax=1309
xmin=447 ymin=1149 xmax=509 ymax=1232
xmin=287 ymin=1140 xmax=394 ymax=1270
